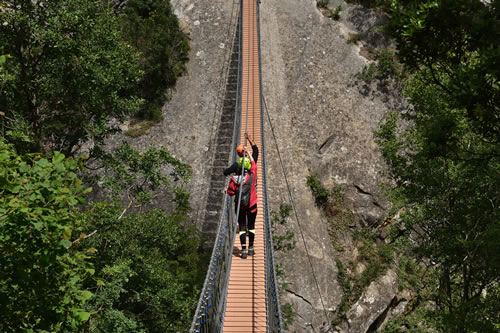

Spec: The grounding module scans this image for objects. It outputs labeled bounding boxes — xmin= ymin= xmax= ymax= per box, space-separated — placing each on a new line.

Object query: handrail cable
xmin=262 ymin=94 xmax=330 ymax=323
xmin=255 ymin=0 xmax=283 ymax=329
xmin=234 ymin=0 xmax=253 ymax=228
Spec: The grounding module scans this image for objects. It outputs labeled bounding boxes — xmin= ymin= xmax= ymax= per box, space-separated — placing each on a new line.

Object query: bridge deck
xmin=223 ymin=0 xmax=266 ymax=332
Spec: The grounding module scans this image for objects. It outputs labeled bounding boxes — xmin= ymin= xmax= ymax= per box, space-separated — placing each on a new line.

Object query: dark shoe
xmin=241 ymin=249 xmax=248 ymax=259
xmin=248 ymin=246 xmax=254 ymax=256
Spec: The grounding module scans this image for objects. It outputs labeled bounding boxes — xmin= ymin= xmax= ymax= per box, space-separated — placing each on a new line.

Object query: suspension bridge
xmin=190 ymin=0 xmax=283 ymax=331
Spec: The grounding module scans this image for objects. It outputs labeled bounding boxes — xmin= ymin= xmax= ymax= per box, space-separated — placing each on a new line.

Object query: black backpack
xmin=233 ymin=172 xmax=254 ymax=208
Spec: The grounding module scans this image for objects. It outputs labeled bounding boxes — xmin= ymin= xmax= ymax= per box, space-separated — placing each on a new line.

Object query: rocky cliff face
xmin=118 ymin=0 xmax=408 ymax=331
xmin=260 ymin=0 xmax=405 ymax=331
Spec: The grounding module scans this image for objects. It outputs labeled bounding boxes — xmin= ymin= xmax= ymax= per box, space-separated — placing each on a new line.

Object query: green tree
xmin=0 ymin=0 xmax=142 ymax=154
xmin=85 ymin=142 xmax=192 ymax=214
xmin=77 ymin=143 xmax=205 ymax=332
xmin=385 ymin=0 xmax=500 ymax=140
xmin=0 ymin=139 xmax=94 ymax=331
xmin=76 ymin=202 xmax=207 ymax=333
xmin=119 ymin=0 xmax=190 ymax=121
xmin=374 ymin=1 xmax=500 ymax=331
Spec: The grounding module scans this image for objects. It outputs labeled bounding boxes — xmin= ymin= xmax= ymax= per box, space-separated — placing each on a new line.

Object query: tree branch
xmin=71 ymin=229 xmax=97 ymax=246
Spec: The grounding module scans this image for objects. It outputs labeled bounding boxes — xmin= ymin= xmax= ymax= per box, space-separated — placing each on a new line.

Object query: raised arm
xmin=246 ymin=133 xmax=255 ymax=147
xmin=246 ymin=134 xmax=259 ymax=162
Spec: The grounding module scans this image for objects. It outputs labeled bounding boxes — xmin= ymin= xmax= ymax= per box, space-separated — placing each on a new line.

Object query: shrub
xmin=347 ymin=33 xmax=362 ymax=44
xmin=374 ymin=49 xmax=400 ymax=80
xmin=329 ymin=5 xmax=342 ymax=20
xmin=282 ymin=303 xmax=296 ymax=330
xmin=272 ymin=204 xmax=296 ymax=251
xmin=306 ymin=174 xmax=330 ymax=206
xmin=354 ymin=63 xmax=377 ymax=83
xmin=317 ymin=0 xmax=329 ymax=9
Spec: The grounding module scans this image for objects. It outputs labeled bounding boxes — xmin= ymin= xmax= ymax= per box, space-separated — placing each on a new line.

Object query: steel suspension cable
xmin=262 ymin=94 xmax=330 ymax=324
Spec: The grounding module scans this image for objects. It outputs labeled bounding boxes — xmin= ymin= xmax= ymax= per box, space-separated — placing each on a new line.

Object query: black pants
xmin=237 ymin=204 xmax=257 ymax=248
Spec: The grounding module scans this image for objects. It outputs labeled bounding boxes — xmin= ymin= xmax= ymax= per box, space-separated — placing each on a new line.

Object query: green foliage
xmin=0 ymin=54 xmax=14 ymax=87
xmin=306 ymin=174 xmax=330 ymax=206
xmin=272 ymin=204 xmax=296 ymax=251
xmin=354 ymin=63 xmax=377 ymax=83
xmin=124 ymin=119 xmax=158 ymax=137
xmin=333 ymin=259 xmax=352 ymax=323
xmin=374 ymin=1 xmax=500 ymax=330
xmin=375 ymin=49 xmax=401 ymax=81
xmin=396 ymin=257 xmax=423 ymax=292
xmin=383 ymin=306 xmax=436 ymax=333
xmin=345 ymin=0 xmax=391 ymax=8
xmin=76 ymin=201 xmax=208 ymax=332
xmin=329 ymin=5 xmax=342 ymax=20
xmin=355 ymin=228 xmax=394 ymax=287
xmin=306 ymin=177 xmax=351 ymax=252
xmin=354 ymin=49 xmax=402 ymax=85
xmin=347 ymin=33 xmax=362 ymax=44
xmin=0 ymin=0 xmax=143 ymax=154
xmin=76 ymin=142 xmax=201 ymax=331
xmin=377 ymin=68 xmax=500 ymax=332
xmin=282 ymin=303 xmax=296 ymax=330
xmin=0 ymin=139 xmax=94 ymax=331
xmin=120 ymin=0 xmax=190 ymax=122
xmin=334 ymin=229 xmax=394 ymax=322
xmin=317 ymin=0 xmax=329 ymax=9
xmin=385 ymin=0 xmax=500 ymax=140
xmin=1 ymin=1 xmax=197 ymax=331
xmin=273 ymin=230 xmax=296 ymax=252
xmin=86 ymin=142 xmax=192 ymax=212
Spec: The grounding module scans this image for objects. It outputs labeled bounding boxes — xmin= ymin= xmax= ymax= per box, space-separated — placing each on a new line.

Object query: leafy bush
xmin=86 ymin=142 xmax=192 ymax=212
xmin=329 ymin=5 xmax=342 ymax=20
xmin=354 ymin=63 xmax=377 ymax=83
xmin=0 ymin=139 xmax=94 ymax=331
xmin=282 ymin=303 xmax=296 ymax=330
xmin=374 ymin=49 xmax=401 ymax=81
xmin=354 ymin=49 xmax=402 ymax=85
xmin=333 ymin=229 xmax=394 ymax=322
xmin=272 ymin=204 xmax=296 ymax=251
xmin=306 ymin=174 xmax=330 ymax=206
xmin=317 ymin=0 xmax=329 ymax=9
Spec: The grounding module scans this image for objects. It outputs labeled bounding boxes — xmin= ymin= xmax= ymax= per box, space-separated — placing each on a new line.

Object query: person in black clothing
xmin=224 ymin=134 xmax=259 ymax=259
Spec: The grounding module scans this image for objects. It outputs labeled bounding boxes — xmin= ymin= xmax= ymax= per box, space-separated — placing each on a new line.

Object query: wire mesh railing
xmin=190 ymin=194 xmax=236 ymax=333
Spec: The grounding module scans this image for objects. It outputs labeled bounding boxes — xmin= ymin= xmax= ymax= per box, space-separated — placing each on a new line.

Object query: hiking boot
xmin=241 ymin=249 xmax=248 ymax=259
xmin=248 ymin=246 xmax=254 ymax=256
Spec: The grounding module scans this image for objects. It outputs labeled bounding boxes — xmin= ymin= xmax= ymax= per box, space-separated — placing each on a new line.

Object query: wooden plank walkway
xmin=223 ymin=0 xmax=266 ymax=332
